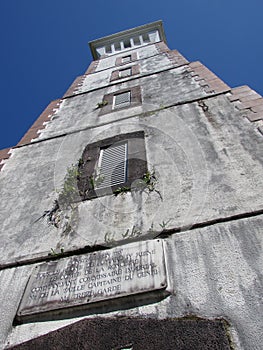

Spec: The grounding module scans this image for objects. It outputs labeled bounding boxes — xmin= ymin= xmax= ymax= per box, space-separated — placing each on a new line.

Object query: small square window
xmin=99 ymin=86 xmax=141 ymax=116
xmin=114 ymin=42 xmax=121 ymax=51
xmin=105 ymin=45 xmax=112 ymax=53
xmin=142 ymin=33 xmax=150 ymax=43
xmin=122 ymin=55 xmax=132 ymax=64
xmin=113 ymin=91 xmax=131 ymax=109
xmin=119 ymin=68 xmax=132 ymax=78
xmin=115 ymin=54 xmax=137 ymax=66
xmin=133 ymin=36 xmax=140 ymax=45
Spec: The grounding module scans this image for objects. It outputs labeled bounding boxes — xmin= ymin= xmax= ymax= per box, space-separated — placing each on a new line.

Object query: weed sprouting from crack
xmin=141 ymin=170 xmax=163 ymax=200
xmin=37 ymin=163 xmax=81 ymax=236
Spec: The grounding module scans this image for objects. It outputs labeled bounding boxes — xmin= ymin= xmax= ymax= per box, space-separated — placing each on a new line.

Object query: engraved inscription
xmin=18 ymin=240 xmax=166 ymax=318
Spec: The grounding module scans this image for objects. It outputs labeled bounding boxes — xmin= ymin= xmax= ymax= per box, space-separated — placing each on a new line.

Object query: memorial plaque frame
xmin=16 ymin=240 xmax=168 ymax=323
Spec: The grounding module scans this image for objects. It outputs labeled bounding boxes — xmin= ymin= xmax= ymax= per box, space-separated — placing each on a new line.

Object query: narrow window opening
xmin=105 ymin=45 xmax=112 ymax=53
xmin=114 ymin=42 xmax=121 ymax=51
xmin=148 ymin=30 xmax=159 ymax=42
xmin=119 ymin=68 xmax=132 ymax=78
xmin=122 ymin=55 xmax=131 ymax=63
xmin=123 ymin=39 xmax=131 ymax=48
xmin=142 ymin=33 xmax=150 ymax=43
xmin=133 ymin=36 xmax=140 ymax=45
xmin=113 ymin=91 xmax=131 ymax=109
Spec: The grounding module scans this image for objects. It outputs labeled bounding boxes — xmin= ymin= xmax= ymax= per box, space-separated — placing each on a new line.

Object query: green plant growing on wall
xmin=61 ymin=204 xmax=79 ymax=236
xmin=58 ymin=164 xmax=80 ymax=209
xmin=39 ymin=162 xmax=81 ymax=237
xmin=122 ymin=225 xmax=142 ymax=238
xmin=96 ymin=100 xmax=108 ymax=109
xmin=159 ymin=219 xmax=171 ymax=230
xmin=89 ymin=174 xmax=105 ymax=190
xmin=56 ymin=163 xmax=81 ymax=235
xmin=35 ymin=199 xmax=61 ymax=228
xmin=113 ymin=186 xmax=131 ymax=196
xmin=142 ymin=170 xmax=156 ymax=190
xmin=112 ymin=170 xmax=162 ymax=199
xmin=141 ymin=170 xmax=163 ymax=200
xmin=104 ymin=232 xmax=115 ymax=244
xmin=48 ymin=247 xmax=64 ymax=257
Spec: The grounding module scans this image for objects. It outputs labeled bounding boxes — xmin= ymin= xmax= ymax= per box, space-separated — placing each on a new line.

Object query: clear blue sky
xmin=1 ymin=0 xmax=263 ymax=149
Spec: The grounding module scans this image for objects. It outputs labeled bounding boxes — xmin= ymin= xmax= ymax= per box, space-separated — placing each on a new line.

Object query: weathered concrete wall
xmin=78 ymin=53 xmax=173 ymax=93
xmin=1 ymin=215 xmax=262 ymax=349
xmin=1 ymin=94 xmax=262 ymax=267
xmin=34 ymin=66 xmax=214 ymax=141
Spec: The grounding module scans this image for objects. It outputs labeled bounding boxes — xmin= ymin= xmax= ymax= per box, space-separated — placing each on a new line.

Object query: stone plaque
xmin=17 ymin=240 xmax=166 ymax=321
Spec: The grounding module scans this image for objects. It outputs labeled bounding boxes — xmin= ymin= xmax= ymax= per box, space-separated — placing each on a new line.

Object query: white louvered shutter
xmin=113 ymin=91 xmax=131 ymax=109
xmin=95 ymin=143 xmax=128 ymax=189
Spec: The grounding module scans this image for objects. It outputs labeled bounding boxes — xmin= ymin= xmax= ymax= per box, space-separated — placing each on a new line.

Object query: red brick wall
xmin=85 ymin=60 xmax=99 ymax=74
xmin=63 ymin=76 xmax=85 ymax=98
xmin=228 ymin=85 xmax=263 ymax=135
xmin=155 ymin=42 xmax=170 ymax=53
xmin=17 ymin=99 xmax=63 ymax=146
xmin=187 ymin=61 xmax=230 ymax=94
xmin=228 ymin=86 xmax=263 ymax=121
xmin=0 ymin=148 xmax=11 ymax=171
xmin=156 ymin=43 xmax=188 ymax=67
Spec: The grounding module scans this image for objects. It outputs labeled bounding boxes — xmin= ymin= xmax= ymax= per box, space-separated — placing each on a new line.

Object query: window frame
xmin=113 ymin=91 xmax=131 ymax=109
xmin=78 ymin=131 xmax=147 ymax=200
xmin=98 ymin=86 xmax=142 ymax=116
xmin=119 ymin=67 xmax=132 ymax=78
xmin=110 ymin=64 xmax=140 ymax=82
xmin=122 ymin=55 xmax=132 ymax=63
xmin=115 ymin=53 xmax=138 ymax=66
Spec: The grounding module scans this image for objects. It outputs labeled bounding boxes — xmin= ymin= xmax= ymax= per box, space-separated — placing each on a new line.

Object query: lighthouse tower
xmin=0 ymin=21 xmax=262 ymax=349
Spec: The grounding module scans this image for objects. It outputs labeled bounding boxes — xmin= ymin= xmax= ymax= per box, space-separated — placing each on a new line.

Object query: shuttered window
xmin=113 ymin=91 xmax=131 ymax=109
xmin=78 ymin=131 xmax=147 ymax=200
xmin=95 ymin=142 xmax=128 ymax=189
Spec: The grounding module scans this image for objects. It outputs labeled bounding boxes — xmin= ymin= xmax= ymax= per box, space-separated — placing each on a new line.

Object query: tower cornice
xmin=89 ymin=20 xmax=166 ymax=59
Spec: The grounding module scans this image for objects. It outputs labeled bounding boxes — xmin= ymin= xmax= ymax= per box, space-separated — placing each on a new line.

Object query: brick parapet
xmin=17 ymin=99 xmax=63 ymax=146
xmin=85 ymin=60 xmax=99 ymax=74
xmin=63 ymin=61 xmax=100 ymax=98
xmin=0 ymin=147 xmax=12 ymax=171
xmin=63 ymin=76 xmax=86 ymax=98
xmin=155 ymin=42 xmax=170 ymax=53
xmin=155 ymin=42 xmax=188 ymax=67
xmin=156 ymin=45 xmax=230 ymax=95
xmin=228 ymin=85 xmax=263 ymax=122
xmin=166 ymin=50 xmax=189 ymax=66
xmin=186 ymin=61 xmax=230 ymax=94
